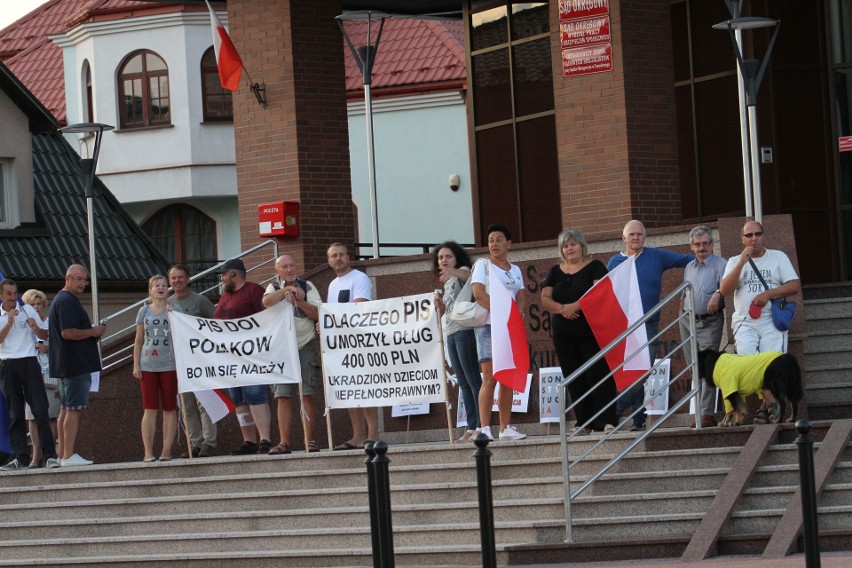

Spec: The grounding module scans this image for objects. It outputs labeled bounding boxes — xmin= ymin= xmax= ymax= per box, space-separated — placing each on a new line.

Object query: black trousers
xmin=553 ymin=334 xmax=618 ymax=431
xmin=1 ymin=357 xmax=55 ymax=461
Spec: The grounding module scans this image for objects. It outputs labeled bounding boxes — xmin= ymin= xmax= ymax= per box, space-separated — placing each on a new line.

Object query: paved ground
xmin=518 ymin=551 xmax=851 ymax=567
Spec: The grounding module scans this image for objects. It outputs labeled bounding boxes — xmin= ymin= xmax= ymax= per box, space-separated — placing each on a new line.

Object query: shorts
xmin=475 ymin=325 xmax=492 ymax=363
xmin=139 ymin=370 xmax=178 ymax=411
xmin=229 ymin=384 xmax=269 ymax=406
xmin=273 ymin=339 xmax=322 ymax=397
xmin=59 ymin=373 xmax=92 ymax=410
xmin=25 ymin=379 xmax=60 ymax=420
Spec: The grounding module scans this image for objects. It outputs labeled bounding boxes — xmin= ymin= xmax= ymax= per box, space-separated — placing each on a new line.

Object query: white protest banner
xmin=169 ymin=301 xmax=301 ymax=393
xmin=321 ymin=293 xmax=445 ymax=409
xmin=539 ymin=367 xmax=563 ymax=423
xmin=491 ymin=373 xmax=533 ymax=413
xmin=644 ymin=358 xmax=670 ymax=415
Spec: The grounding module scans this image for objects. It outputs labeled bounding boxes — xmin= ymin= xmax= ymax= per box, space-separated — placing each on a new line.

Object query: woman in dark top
xmin=541 ymin=230 xmax=617 ymax=433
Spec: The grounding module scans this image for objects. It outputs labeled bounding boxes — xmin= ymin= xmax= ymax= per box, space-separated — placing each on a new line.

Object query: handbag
xmin=748 ymin=258 xmax=796 ymax=332
xmin=449 ymin=260 xmax=489 ymax=328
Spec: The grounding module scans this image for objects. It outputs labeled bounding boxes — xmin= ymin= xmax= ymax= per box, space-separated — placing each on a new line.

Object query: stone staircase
xmin=803 ymin=295 xmax=852 ymax=420
xmin=1 ymin=423 xmax=850 ymax=566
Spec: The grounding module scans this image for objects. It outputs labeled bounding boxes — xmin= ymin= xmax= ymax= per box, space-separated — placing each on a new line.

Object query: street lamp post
xmin=722 ymin=0 xmax=753 ymax=218
xmin=713 ymin=15 xmax=780 ymax=224
xmin=59 ymin=122 xmax=114 ymax=324
xmin=337 ymin=10 xmax=391 ymax=259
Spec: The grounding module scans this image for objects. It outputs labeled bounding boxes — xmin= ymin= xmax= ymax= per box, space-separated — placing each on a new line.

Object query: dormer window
xmin=117 ymin=50 xmax=171 ymax=129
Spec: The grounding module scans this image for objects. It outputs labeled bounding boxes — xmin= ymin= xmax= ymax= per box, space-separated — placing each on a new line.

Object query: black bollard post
xmin=365 ymin=442 xmax=381 ymax=568
xmin=373 ymin=441 xmax=395 ymax=568
xmin=795 ymin=419 xmax=821 ymax=568
xmin=474 ymin=433 xmax=497 ymax=568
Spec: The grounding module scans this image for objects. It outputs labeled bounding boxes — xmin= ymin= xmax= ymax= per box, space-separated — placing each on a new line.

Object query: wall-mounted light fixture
xmin=449 ymin=174 xmax=460 ymax=191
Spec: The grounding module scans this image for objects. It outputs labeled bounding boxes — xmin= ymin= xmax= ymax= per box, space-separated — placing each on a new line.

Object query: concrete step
xmin=804 ymin=328 xmax=852 ymax=354
xmin=804 ymin=365 xmax=852 ymax=386
xmin=0 ymin=545 xmax=498 ymax=568
xmin=0 ymin=520 xmax=568 ymax=559
xmin=804 ymin=297 xmax=852 ymax=319
xmin=805 ymin=381 xmax=852 ymax=405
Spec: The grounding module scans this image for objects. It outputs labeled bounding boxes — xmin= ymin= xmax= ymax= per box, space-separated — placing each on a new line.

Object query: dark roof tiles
xmin=0 ymin=132 xmax=170 ymax=282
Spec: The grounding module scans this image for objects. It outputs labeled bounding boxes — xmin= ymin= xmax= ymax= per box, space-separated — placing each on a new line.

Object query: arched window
xmin=117 ymin=50 xmax=170 ymax=128
xmin=142 ymin=205 xmax=217 ymax=273
xmin=201 ymin=47 xmax=233 ymax=121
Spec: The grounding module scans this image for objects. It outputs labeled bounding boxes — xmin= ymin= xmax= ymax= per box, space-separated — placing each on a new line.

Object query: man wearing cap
xmin=167 ymin=264 xmax=217 ymax=457
xmin=214 ymin=259 xmax=272 ymax=455
xmin=679 ymin=226 xmax=727 ymax=428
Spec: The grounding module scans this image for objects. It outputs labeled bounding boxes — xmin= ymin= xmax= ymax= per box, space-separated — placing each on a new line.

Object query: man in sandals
xmin=720 ymin=220 xmax=800 ymax=423
xmin=262 ymin=254 xmax=322 ymax=454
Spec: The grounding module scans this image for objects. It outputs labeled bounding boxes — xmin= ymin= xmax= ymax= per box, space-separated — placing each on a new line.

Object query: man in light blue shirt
xmin=679 ymin=226 xmax=727 ymax=428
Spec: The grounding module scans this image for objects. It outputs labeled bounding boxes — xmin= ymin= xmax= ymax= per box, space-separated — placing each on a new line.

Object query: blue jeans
xmin=616 ymin=321 xmax=659 ymax=427
xmin=447 ymin=329 xmax=482 ymax=430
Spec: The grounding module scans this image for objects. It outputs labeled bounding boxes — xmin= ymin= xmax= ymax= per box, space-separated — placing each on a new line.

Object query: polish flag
xmin=489 ymin=263 xmax=530 ymax=392
xmin=579 ymin=255 xmax=651 ymax=391
xmin=205 ymin=1 xmax=243 ymax=91
xmin=192 ymin=389 xmax=235 ymax=423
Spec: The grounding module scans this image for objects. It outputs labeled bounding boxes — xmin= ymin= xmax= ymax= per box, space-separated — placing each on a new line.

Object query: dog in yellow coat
xmin=697 ymin=350 xmax=802 ymax=426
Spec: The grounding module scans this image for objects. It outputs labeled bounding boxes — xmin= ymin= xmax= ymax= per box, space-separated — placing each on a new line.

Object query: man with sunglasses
xmin=720 ymin=220 xmax=800 ymax=357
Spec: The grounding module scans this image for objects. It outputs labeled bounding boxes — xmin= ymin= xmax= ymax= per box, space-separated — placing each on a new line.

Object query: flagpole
xmin=298 ymin=381 xmax=310 ymax=454
xmin=179 ymin=393 xmax=193 ymax=460
xmin=434 ymin=291 xmax=454 ymax=444
xmin=318 ymin=305 xmax=334 ymax=452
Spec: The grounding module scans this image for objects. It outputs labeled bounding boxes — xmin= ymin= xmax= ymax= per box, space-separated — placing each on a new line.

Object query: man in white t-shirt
xmin=720 ymin=220 xmax=800 ymax=355
xmin=0 ymin=279 xmax=56 ymax=470
xmin=326 ymin=242 xmax=378 ymax=450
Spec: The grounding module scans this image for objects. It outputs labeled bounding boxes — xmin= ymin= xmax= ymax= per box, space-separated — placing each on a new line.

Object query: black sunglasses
xmin=742 ymin=231 xmax=763 ymax=238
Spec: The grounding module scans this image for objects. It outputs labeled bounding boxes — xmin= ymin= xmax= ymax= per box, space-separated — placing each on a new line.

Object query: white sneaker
xmin=479 ymin=426 xmax=494 ymax=441
xmin=499 ymin=425 xmax=527 ymax=440
xmin=61 ymin=453 xmax=93 ymax=467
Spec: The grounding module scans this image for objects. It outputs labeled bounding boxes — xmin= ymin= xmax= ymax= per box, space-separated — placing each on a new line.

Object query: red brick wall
xmin=552 ymin=0 xmax=681 ymax=236
xmin=229 ymin=0 xmax=355 ymax=273
xmin=620 ymin=0 xmax=681 ymax=227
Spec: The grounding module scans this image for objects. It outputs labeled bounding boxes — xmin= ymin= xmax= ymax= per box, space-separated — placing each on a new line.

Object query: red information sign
xmin=559 ymin=0 xmax=610 ymax=22
xmin=840 ymin=136 xmax=852 ymax=153
xmin=562 ymin=44 xmax=613 ymax=77
xmin=560 ymin=16 xmax=611 ymax=49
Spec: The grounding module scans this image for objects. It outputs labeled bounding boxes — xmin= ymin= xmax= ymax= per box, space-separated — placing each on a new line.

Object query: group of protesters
xmin=1 ymin=219 xmax=800 ymax=469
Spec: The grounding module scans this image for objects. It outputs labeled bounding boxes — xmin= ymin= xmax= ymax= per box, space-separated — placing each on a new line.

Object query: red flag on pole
xmin=489 ymin=263 xmax=530 ymax=393
xmin=578 ymin=255 xmax=651 ymax=391
xmin=205 ymin=1 xmax=243 ymax=91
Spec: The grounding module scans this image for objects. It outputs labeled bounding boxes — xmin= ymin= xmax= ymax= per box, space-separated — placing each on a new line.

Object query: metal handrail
xmin=99 ymin=239 xmax=280 ymax=372
xmin=559 ymin=281 xmax=702 ymax=542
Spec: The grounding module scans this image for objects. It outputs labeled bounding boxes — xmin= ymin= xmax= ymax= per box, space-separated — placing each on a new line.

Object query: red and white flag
xmin=205 ymin=1 xmax=242 ymax=91
xmin=192 ymin=389 xmax=235 ymax=423
xmin=489 ymin=263 xmax=530 ymax=393
xmin=578 ymin=255 xmax=650 ymax=391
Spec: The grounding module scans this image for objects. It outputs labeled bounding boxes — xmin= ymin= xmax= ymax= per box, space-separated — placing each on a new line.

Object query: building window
xmin=466 ymin=1 xmax=559 ymax=244
xmin=142 ymin=204 xmax=217 ymax=275
xmin=83 ymin=60 xmax=93 ymax=123
xmin=201 ymin=47 xmax=233 ymax=122
xmin=117 ymin=50 xmax=170 ymax=129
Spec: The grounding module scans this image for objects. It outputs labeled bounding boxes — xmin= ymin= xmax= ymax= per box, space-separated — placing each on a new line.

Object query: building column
xmin=229 ymin=0 xmax=354 ymax=271
xmin=552 ymin=0 xmax=681 ymax=236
